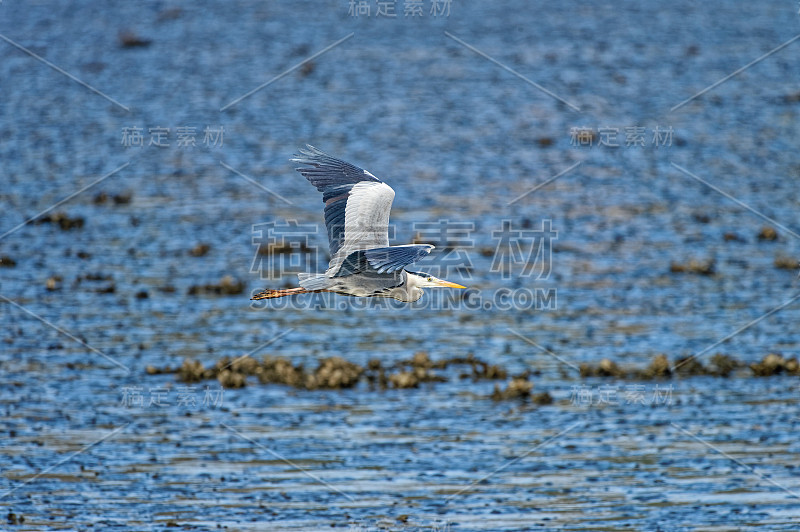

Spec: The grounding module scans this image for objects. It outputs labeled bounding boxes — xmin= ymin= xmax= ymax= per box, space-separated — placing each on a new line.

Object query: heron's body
xmin=252 ymin=146 xmax=465 ymax=302
xmin=312 ymin=271 xmax=410 ymax=300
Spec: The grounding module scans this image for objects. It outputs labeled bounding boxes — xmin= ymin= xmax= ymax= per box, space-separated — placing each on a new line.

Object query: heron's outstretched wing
xmin=292 ymin=145 xmax=396 ymax=275
xmin=364 ymin=244 xmax=434 ymax=274
xmin=334 ymin=244 xmax=435 ymax=277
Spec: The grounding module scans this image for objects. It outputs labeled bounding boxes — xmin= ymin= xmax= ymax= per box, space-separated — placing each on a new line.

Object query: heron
xmin=252 ymin=145 xmax=466 ymax=302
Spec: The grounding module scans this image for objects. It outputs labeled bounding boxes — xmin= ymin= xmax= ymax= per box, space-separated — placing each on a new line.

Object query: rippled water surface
xmin=2 ymin=1 xmax=800 ymax=530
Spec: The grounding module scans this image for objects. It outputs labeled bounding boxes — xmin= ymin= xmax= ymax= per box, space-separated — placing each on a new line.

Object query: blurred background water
xmin=1 ymin=1 xmax=800 ymax=530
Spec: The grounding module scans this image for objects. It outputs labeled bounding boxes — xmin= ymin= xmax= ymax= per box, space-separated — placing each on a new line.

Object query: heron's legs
xmin=251 ymin=287 xmax=323 ymax=300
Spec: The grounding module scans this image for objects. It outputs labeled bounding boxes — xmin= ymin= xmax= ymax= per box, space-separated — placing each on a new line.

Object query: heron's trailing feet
xmin=251 ymin=287 xmax=321 ymax=300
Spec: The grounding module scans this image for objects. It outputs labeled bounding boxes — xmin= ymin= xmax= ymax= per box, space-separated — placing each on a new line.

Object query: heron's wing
xmin=334 ymin=245 xmax=434 ymax=277
xmin=292 ymin=145 xmax=396 ymax=275
xmin=364 ymin=245 xmax=434 ymax=274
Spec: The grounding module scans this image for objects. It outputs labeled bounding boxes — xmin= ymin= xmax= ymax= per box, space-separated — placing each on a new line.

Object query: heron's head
xmin=405 ymin=270 xmax=466 ymax=290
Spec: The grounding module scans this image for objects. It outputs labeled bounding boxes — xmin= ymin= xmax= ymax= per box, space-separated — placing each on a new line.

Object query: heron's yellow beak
xmin=435 ymin=279 xmax=466 ymax=289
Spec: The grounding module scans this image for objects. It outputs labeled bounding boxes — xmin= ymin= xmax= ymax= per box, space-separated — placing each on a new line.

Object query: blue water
xmin=1 ymin=1 xmax=800 ymax=530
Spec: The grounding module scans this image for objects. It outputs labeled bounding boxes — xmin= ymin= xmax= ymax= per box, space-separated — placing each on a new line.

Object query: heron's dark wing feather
xmin=365 ymin=245 xmax=435 ymax=274
xmin=292 ymin=145 xmax=395 ymax=275
xmin=334 ymin=245 xmax=434 ymax=276
xmin=333 ymin=249 xmax=372 ymax=277
xmin=292 ymin=145 xmax=382 ymax=193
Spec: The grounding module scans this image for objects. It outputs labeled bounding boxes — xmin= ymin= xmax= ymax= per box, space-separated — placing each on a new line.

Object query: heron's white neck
xmin=404 ymin=272 xmax=427 ymax=302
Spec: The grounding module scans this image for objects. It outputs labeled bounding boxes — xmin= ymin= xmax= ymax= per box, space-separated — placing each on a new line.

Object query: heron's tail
xmin=251 ymin=287 xmax=310 ymax=300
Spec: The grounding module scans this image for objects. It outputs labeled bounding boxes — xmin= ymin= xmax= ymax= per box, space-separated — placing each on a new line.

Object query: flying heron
xmin=252 ymin=145 xmax=466 ymax=302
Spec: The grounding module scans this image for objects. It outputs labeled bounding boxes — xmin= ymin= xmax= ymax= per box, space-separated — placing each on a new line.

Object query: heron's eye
xmin=427 ymin=277 xmax=432 ymax=282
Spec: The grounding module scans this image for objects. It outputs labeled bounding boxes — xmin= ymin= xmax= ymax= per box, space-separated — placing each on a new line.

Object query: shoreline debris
xmin=149 ymin=351 xmax=536 ymax=401
xmin=145 ymin=352 xmax=799 ymax=404
xmin=187 ymin=275 xmax=244 ymax=296
xmin=32 ymin=212 xmax=84 ymax=230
